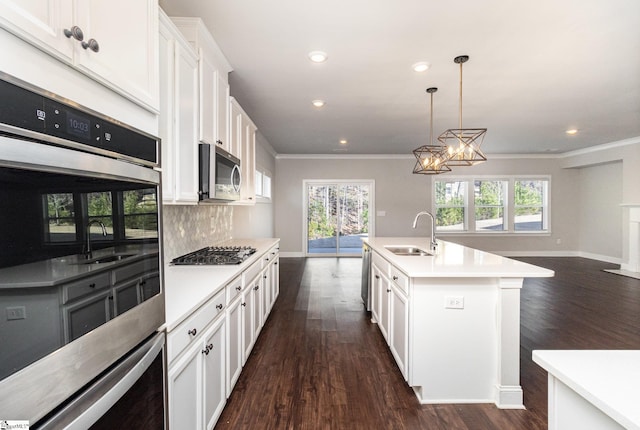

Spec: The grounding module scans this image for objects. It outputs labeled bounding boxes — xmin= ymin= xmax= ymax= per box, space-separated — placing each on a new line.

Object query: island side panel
xmin=409 ymin=277 xmax=498 ymax=404
xmin=495 ymin=277 xmax=525 ymax=409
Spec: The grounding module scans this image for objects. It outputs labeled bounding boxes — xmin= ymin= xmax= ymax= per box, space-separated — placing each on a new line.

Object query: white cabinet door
xmin=226 ymin=295 xmax=243 ymax=397
xmin=241 ymin=288 xmax=255 ymax=365
xmin=239 ymin=120 xmax=257 ymax=203
xmin=173 ymin=39 xmax=199 ymax=202
xmin=159 ymin=11 xmax=199 ymax=204
xmin=379 ymin=272 xmax=391 ymax=342
xmin=271 ymin=256 xmax=280 ymax=307
xmin=215 ymin=71 xmax=229 ymax=152
xmin=0 ymin=0 xmax=159 ymax=110
xmin=73 ymin=0 xmax=159 ymax=110
xmin=0 ymin=0 xmax=74 ymax=61
xmin=168 ymin=341 xmax=202 ymax=430
xmin=252 ymin=276 xmax=264 ymax=339
xmin=262 ymin=266 xmax=272 ymax=317
xmin=371 ymin=264 xmax=382 ymax=324
xmin=228 ymin=97 xmax=242 ymax=158
xmin=199 ymin=53 xmax=216 ymax=146
xmin=202 ymin=317 xmax=226 ymax=430
xmin=390 ymin=284 xmax=409 ymax=380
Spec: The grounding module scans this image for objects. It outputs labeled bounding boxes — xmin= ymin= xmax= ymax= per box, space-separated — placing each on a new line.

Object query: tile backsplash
xmin=161 ymin=204 xmax=233 ymax=263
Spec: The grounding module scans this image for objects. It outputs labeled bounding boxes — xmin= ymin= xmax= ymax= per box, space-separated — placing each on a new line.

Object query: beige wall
xmin=274 ymin=155 xmax=585 ymax=256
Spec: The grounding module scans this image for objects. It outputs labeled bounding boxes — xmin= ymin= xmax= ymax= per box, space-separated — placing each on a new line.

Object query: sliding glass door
xmin=305 ymin=181 xmax=372 ymax=256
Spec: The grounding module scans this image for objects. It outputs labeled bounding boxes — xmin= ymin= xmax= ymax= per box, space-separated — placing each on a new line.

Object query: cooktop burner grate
xmin=171 ymin=246 xmax=257 ymax=265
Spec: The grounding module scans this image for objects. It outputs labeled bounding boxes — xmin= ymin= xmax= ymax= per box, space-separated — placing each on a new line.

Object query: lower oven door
xmin=36 ymin=332 xmax=166 ymax=430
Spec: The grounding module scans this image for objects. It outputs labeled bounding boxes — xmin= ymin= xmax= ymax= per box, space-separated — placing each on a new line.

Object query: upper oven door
xmin=0 ymin=136 xmax=164 ymax=424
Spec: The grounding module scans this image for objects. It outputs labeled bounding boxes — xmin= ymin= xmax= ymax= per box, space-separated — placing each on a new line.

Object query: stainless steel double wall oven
xmin=0 ymin=72 xmax=165 ymax=428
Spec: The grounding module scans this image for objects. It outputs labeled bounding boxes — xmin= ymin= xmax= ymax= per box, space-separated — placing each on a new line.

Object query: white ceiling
xmin=159 ymin=0 xmax=640 ymax=155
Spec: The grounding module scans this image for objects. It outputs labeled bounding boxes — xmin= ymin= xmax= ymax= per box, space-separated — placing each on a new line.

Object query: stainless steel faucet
xmin=85 ymin=220 xmax=107 ymax=259
xmin=412 ymin=211 xmax=438 ymax=253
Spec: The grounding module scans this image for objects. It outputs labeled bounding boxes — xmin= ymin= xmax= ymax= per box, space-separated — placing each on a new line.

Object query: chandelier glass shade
xmin=438 ymin=55 xmax=487 ymax=166
xmin=413 ymin=87 xmax=451 ymax=175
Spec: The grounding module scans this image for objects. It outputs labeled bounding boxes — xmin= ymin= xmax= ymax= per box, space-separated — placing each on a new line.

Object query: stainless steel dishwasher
xmin=361 ymin=243 xmax=372 ymax=311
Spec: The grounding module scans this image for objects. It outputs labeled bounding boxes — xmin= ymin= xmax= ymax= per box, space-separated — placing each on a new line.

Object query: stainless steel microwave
xmin=199 ymin=143 xmax=241 ymax=202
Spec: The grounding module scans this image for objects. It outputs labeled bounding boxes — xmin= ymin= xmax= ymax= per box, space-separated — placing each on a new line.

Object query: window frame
xmin=432 ymin=175 xmax=551 ymax=235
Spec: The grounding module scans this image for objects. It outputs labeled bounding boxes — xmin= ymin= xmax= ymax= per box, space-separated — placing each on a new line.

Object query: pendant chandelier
xmin=438 ymin=55 xmax=487 ymax=166
xmin=412 ymin=87 xmax=451 ymax=175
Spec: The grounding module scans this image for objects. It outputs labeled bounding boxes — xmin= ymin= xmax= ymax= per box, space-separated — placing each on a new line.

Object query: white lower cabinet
xmin=168 ymin=316 xmax=225 ymax=430
xmin=371 ymin=251 xmax=409 ymax=381
xmin=167 ymin=242 xmax=280 ymax=429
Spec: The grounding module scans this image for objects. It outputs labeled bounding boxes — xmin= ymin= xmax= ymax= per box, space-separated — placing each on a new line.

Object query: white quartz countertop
xmin=0 ymin=244 xmax=159 ymax=288
xmin=163 ymin=238 xmax=280 ymax=331
xmin=364 ymin=237 xmax=554 ymax=278
xmin=533 ymin=350 xmax=640 ymax=430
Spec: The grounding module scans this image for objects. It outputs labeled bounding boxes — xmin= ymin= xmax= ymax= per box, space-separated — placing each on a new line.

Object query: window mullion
xmin=467 ymin=179 xmax=474 ymax=231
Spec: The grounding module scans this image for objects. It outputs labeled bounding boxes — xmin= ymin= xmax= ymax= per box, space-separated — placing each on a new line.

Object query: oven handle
xmin=38 ymin=331 xmax=165 ymax=430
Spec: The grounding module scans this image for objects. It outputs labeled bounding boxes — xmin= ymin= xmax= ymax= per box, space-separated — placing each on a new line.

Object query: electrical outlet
xmin=6 ymin=306 xmax=26 ymax=321
xmin=445 ymin=296 xmax=464 ymax=309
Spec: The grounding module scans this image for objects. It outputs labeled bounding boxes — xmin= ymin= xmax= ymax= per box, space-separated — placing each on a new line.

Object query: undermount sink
xmin=76 ymin=253 xmax=136 ymax=265
xmin=384 ymin=246 xmax=433 ymax=256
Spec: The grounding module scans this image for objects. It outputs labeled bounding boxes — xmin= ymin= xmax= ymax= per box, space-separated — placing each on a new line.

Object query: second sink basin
xmin=76 ymin=253 xmax=136 ymax=265
xmin=384 ymin=246 xmax=433 ymax=256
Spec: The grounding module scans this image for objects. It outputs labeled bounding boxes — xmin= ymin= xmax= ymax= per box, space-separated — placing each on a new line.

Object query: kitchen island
xmin=363 ymin=237 xmax=554 ymax=409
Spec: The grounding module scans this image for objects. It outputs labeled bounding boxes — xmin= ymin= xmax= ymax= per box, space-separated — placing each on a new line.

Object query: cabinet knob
xmin=202 ymin=348 xmax=209 ymax=355
xmin=216 ymin=303 xmax=223 ymax=310
xmin=263 ymin=275 xmax=267 ymax=279
xmin=63 ymin=26 xmax=84 ymax=41
xmin=235 ymin=286 xmax=242 ymax=292
xmin=387 ymin=289 xmax=391 ymax=293
xmin=375 ymin=275 xmax=380 ymax=279
xmin=81 ymin=38 xmax=100 ymax=53
xmin=89 ymin=283 xmax=96 ymax=288
xmin=188 ymin=328 xmax=197 ymax=336
xmin=254 ymin=285 xmax=259 ymax=291
xmin=216 ymin=140 xmax=223 ymax=145
xmin=265 ymin=257 xmax=269 ymax=261
xmin=208 ymin=343 xmax=213 ymax=350
xmin=241 ymin=302 xmax=246 ymax=307
xmin=393 ymin=276 xmax=398 ymax=281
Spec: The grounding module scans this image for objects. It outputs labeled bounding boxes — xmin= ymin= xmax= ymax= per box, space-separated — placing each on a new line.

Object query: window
xmin=43 ymin=188 xmax=158 ymax=244
xmin=44 ymin=193 xmax=76 ymax=242
xmin=255 ymin=168 xmax=272 ymax=200
xmin=514 ymin=180 xmax=548 ymax=231
xmin=433 ymin=177 xmax=549 ymax=233
xmin=435 ymin=180 xmax=466 ymax=231
xmin=474 ymin=180 xmax=507 ymax=231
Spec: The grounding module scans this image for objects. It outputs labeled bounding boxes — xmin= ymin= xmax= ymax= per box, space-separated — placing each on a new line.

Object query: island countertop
xmin=363 ymin=237 xmax=554 ymax=279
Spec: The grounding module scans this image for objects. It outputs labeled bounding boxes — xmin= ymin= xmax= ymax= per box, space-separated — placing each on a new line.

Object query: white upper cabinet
xmin=169 ymin=18 xmax=232 ymax=152
xmin=0 ymin=0 xmax=159 ymax=112
xmin=159 ymin=9 xmax=199 ymax=204
xmin=229 ymin=97 xmax=257 ymax=204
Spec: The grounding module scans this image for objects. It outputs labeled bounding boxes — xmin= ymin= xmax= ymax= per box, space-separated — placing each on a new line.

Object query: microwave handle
xmin=231 ymin=164 xmax=242 ymax=193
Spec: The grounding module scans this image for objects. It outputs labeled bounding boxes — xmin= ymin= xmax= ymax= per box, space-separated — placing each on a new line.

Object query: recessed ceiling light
xmin=565 ymin=129 xmax=578 ymax=135
xmin=312 ymin=99 xmax=325 ymax=108
xmin=339 ymin=139 xmax=348 ymax=145
xmin=412 ymin=61 xmax=431 ymax=72
xmin=308 ymin=51 xmax=328 ymax=63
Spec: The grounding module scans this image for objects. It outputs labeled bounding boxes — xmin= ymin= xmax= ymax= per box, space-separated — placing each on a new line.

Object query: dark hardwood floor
xmin=215 ymin=257 xmax=640 ymax=429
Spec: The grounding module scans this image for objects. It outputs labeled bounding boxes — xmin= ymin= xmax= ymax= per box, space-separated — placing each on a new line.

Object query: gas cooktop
xmin=171 ymin=246 xmax=257 ymax=265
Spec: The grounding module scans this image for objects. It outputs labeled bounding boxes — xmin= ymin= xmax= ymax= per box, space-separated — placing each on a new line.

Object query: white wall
xmin=274 ymin=155 xmax=583 ymax=256
xmin=577 ymin=161 xmax=623 ymax=261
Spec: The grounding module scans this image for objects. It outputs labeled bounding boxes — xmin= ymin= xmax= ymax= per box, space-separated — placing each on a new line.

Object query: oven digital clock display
xmin=66 ymin=110 xmax=91 ymax=140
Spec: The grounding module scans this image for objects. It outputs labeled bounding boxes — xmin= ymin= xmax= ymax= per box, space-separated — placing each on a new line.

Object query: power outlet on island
xmin=445 ymin=296 xmax=464 ymax=309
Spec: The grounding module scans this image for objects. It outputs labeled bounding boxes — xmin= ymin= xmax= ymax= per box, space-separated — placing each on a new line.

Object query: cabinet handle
xmin=89 ymin=283 xmax=96 ymax=288
xmin=188 ymin=328 xmax=197 ymax=336
xmin=216 ymin=140 xmax=223 ymax=145
xmin=254 ymin=285 xmax=259 ymax=291
xmin=263 ymin=275 xmax=267 ymax=279
xmin=235 ymin=286 xmax=242 ymax=292
xmin=393 ymin=276 xmax=398 ymax=281
xmin=375 ymin=275 xmax=380 ymax=279
xmin=275 ymin=262 xmax=278 ymax=265
xmin=202 ymin=348 xmax=209 ymax=355
xmin=216 ymin=303 xmax=223 ymax=310
xmin=241 ymin=302 xmax=246 ymax=307
xmin=81 ymin=38 xmax=100 ymax=53
xmin=271 ymin=252 xmax=276 ymax=255
xmin=265 ymin=257 xmax=269 ymax=261
xmin=387 ymin=289 xmax=391 ymax=293
xmin=108 ymin=295 xmax=113 ymax=300
xmin=139 ymin=280 xmax=146 ymax=286
xmin=63 ymin=26 xmax=84 ymax=41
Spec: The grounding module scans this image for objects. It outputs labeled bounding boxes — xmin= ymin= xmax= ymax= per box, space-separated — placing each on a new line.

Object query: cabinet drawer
xmin=265 ymin=245 xmax=279 ymax=262
xmin=390 ymin=266 xmax=409 ymax=295
xmin=225 ymin=275 xmax=243 ymax=304
xmin=372 ymin=252 xmax=389 ymax=275
xmin=112 ymin=259 xmax=151 ymax=284
xmin=167 ymin=288 xmax=225 ymax=363
xmin=242 ymin=259 xmax=262 ymax=288
xmin=62 ymin=272 xmax=111 ymax=304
